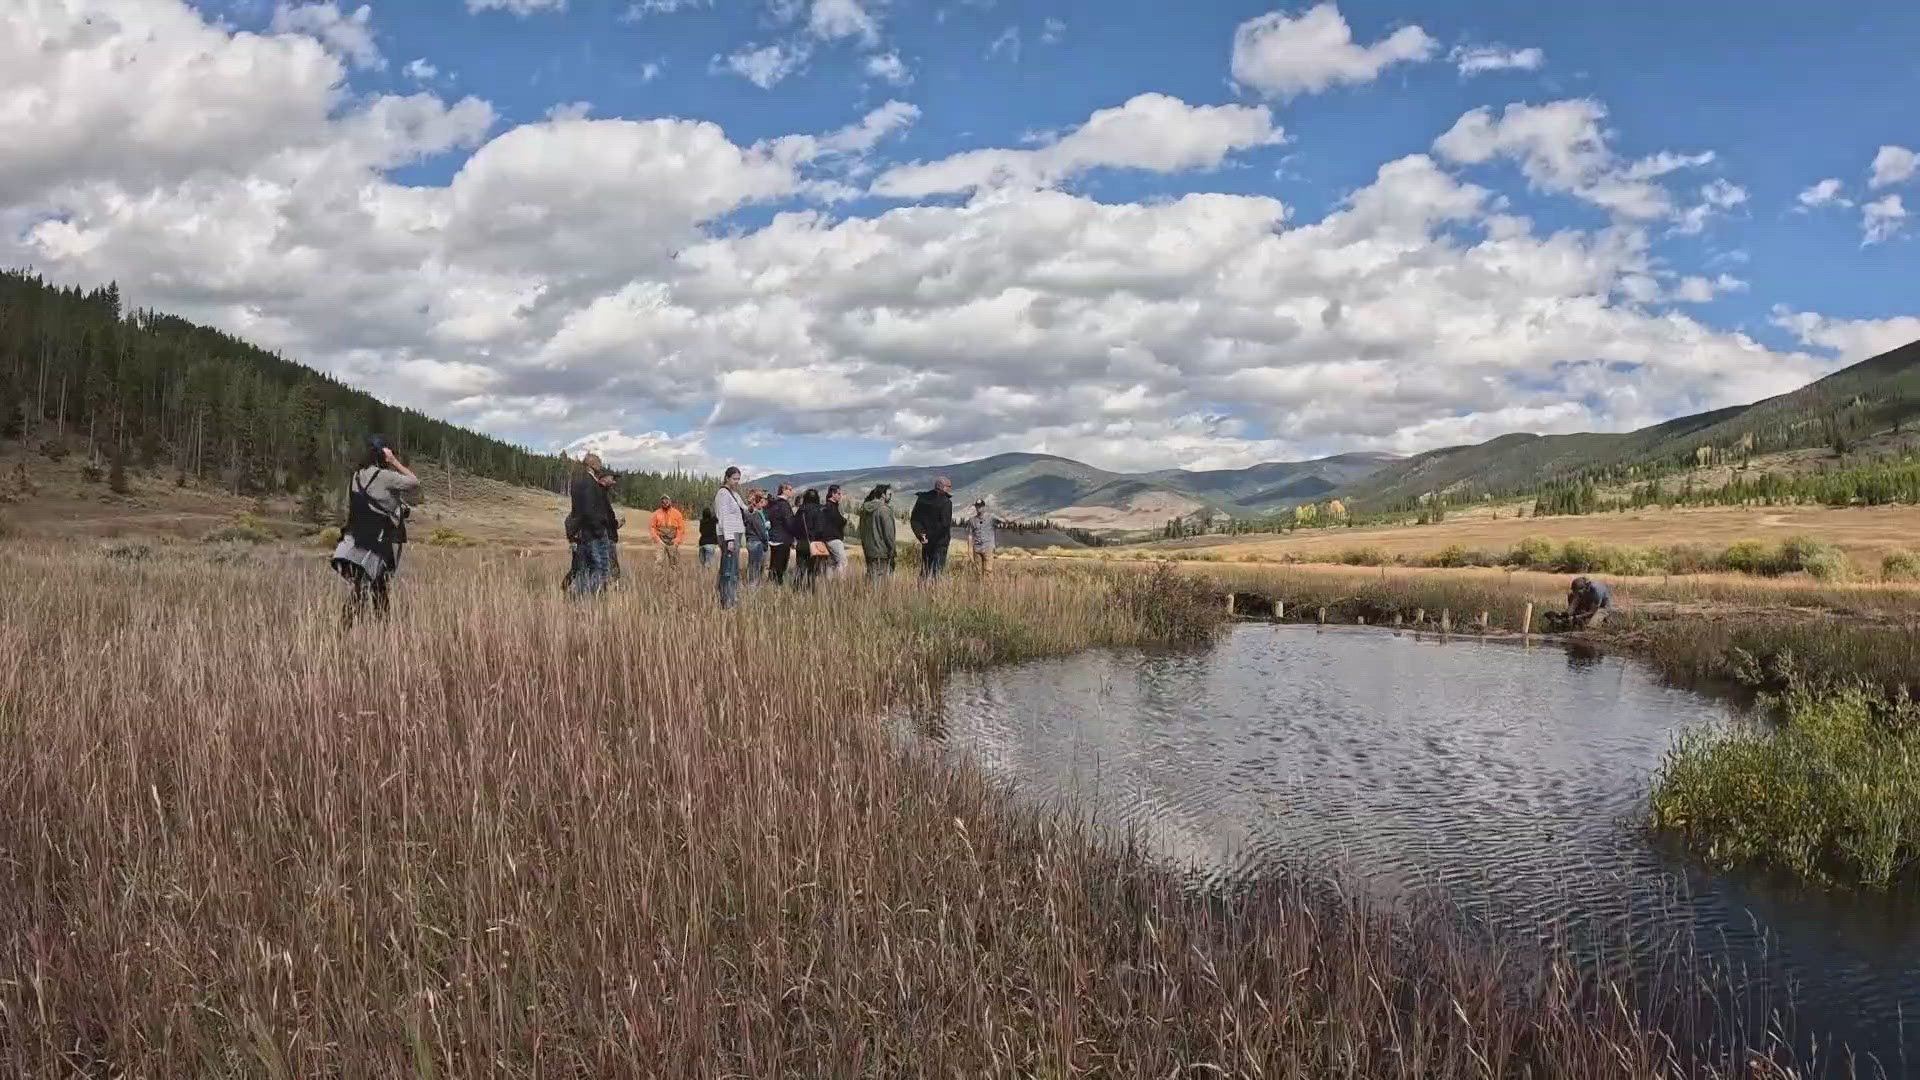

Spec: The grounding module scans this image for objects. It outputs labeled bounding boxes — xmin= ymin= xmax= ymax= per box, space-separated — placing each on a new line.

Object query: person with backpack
xmin=858 ymin=484 xmax=896 ymax=580
xmin=910 ymin=476 xmax=955 ymax=581
xmin=567 ymin=452 xmax=620 ymax=596
xmin=331 ymin=436 xmax=419 ymax=625
xmin=795 ymin=487 xmax=831 ymax=588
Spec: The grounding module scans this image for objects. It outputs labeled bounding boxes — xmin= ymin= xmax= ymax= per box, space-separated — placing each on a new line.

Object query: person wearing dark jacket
xmin=567 ymin=452 xmax=620 ymax=596
xmin=909 ymin=476 xmax=955 ymax=581
xmin=697 ymin=506 xmax=720 ymax=568
xmin=795 ymin=488 xmax=831 ymax=588
xmin=859 ymin=484 xmax=896 ymax=580
xmin=824 ymin=483 xmax=850 ymax=577
xmin=765 ymin=483 xmax=798 ymax=585
xmin=743 ymin=487 xmax=771 ymax=583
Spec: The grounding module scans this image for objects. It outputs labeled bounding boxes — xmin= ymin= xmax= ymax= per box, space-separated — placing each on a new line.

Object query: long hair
xmin=864 ymin=484 xmax=890 ymax=501
xmin=801 ymin=488 xmax=821 ymax=506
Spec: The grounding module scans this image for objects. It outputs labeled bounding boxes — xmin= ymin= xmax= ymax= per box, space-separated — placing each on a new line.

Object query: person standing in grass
xmin=910 ymin=476 xmax=955 ymax=581
xmin=766 ymin=483 xmax=797 ymax=585
xmin=859 ymin=484 xmax=896 ymax=580
xmin=333 ymin=435 xmax=418 ymax=624
xmin=697 ymin=505 xmax=720 ymax=568
xmin=824 ymin=484 xmax=850 ymax=577
xmin=650 ymin=495 xmax=684 ymax=565
xmin=795 ymin=487 xmax=830 ymax=588
xmin=713 ymin=466 xmax=748 ymax=609
xmin=743 ymin=487 xmax=770 ymax=584
xmin=968 ymin=498 xmax=996 ymax=574
xmin=566 ymin=452 xmax=619 ymax=596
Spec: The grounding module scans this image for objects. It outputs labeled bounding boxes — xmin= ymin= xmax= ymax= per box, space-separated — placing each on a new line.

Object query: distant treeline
xmin=0 ymin=270 xmax=716 ymax=510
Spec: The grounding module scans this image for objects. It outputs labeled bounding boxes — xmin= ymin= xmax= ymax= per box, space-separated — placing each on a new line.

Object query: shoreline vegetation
xmin=0 ymin=542 xmax=1838 ymax=1076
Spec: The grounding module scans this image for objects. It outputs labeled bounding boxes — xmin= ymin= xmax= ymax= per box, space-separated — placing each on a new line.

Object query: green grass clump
xmin=1335 ymin=546 xmax=1391 ymax=566
xmin=1505 ymin=536 xmax=1555 ymax=568
xmin=426 ymin=526 xmax=480 ymax=548
xmin=1651 ymin=681 xmax=1920 ymax=888
xmin=1883 ymin=550 xmax=1920 ymax=581
xmin=200 ymin=513 xmax=276 ymax=545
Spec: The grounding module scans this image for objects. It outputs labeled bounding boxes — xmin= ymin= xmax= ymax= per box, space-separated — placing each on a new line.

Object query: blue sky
xmin=3 ymin=0 xmax=1916 ymax=474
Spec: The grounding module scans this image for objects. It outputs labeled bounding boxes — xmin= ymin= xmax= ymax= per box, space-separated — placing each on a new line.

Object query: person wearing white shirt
xmin=713 ymin=466 xmax=748 ymax=609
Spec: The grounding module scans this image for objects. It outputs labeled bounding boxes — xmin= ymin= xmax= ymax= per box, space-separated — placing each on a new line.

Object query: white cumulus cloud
xmin=467 ymin=0 xmax=568 ymax=14
xmin=1449 ymin=44 xmax=1544 ymax=76
xmin=1231 ymin=4 xmax=1434 ymax=99
xmin=1862 ymin=194 xmax=1908 ymax=244
xmin=873 ymin=93 xmax=1283 ymax=197
xmin=272 ymin=2 xmax=383 ymax=70
xmin=1869 ymin=145 xmax=1916 ymax=189
xmin=1797 ymin=178 xmax=1849 ymax=209
xmin=720 ymin=42 xmax=809 ymax=88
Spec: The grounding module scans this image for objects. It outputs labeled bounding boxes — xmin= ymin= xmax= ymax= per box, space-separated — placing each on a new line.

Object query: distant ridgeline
xmin=1352 ymin=336 xmax=1920 ymax=520
xmin=0 ymin=270 xmax=714 ymax=509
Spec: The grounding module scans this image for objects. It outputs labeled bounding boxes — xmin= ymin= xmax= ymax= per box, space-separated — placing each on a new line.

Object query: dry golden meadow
xmin=0 ymin=541 xmax=1818 ymax=1077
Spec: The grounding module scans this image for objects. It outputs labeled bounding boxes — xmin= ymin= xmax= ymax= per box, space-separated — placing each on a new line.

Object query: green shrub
xmin=1882 ymin=550 xmax=1920 ymax=581
xmin=1651 ymin=682 xmax=1920 ymax=888
xmin=1660 ymin=544 xmax=1720 ymax=576
xmin=316 ymin=526 xmax=343 ymax=548
xmin=1336 ymin=546 xmax=1390 ymax=566
xmin=1776 ymin=535 xmax=1851 ymax=580
xmin=1505 ymin=536 xmax=1555 ymax=568
xmin=201 ymin=514 xmax=275 ymax=545
xmin=1554 ymin=539 xmax=1606 ymax=573
xmin=426 ymin=526 xmax=480 ymax=548
xmin=1719 ymin=538 xmax=1775 ymax=575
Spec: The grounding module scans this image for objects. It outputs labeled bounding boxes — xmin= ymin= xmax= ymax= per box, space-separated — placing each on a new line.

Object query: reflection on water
xmin=921 ymin=624 xmax=1919 ymax=1071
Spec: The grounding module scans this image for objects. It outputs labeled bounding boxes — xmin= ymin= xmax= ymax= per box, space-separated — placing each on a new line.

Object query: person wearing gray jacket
xmin=858 ymin=484 xmax=896 ymax=579
xmin=968 ymin=499 xmax=996 ymax=574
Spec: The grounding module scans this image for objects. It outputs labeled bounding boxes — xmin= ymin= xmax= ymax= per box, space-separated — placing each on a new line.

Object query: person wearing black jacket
xmin=795 ymin=488 xmax=831 ymax=588
xmin=909 ymin=476 xmax=955 ymax=581
xmin=824 ymin=483 xmax=850 ymax=577
xmin=567 ymin=453 xmax=620 ymax=596
xmin=697 ymin=506 xmax=721 ymax=568
xmin=765 ymin=483 xmax=798 ymax=585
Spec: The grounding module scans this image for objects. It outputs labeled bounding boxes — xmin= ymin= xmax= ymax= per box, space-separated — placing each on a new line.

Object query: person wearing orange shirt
xmin=650 ymin=495 xmax=686 ymax=564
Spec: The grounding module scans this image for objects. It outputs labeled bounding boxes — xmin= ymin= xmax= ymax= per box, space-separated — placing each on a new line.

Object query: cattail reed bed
xmin=0 ymin=545 xmax=1809 ymax=1076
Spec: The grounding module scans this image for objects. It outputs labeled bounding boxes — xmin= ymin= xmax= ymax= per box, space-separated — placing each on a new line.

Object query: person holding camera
xmin=331 ymin=436 xmax=419 ymax=625
xmin=568 ymin=452 xmax=620 ymax=596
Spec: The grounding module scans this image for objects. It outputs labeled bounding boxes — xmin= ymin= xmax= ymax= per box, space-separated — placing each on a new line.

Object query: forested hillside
xmin=0 ymin=271 xmax=711 ymax=511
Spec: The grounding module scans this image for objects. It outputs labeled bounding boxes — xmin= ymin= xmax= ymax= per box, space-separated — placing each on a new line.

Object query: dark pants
xmin=920 ymin=538 xmax=949 ymax=581
xmin=769 ymin=542 xmax=792 ymax=584
xmin=717 ymin=540 xmax=742 ymax=609
xmin=338 ymin=563 xmax=390 ymax=627
xmin=570 ymin=536 xmax=614 ymax=596
xmin=867 ymin=557 xmax=894 ymax=581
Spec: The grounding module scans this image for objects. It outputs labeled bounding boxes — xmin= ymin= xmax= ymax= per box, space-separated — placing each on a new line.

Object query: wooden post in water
xmin=1440 ymin=609 xmax=1452 ymax=635
xmin=1227 ymin=592 xmax=1236 ymax=616
xmin=1317 ymin=606 xmax=1327 ymax=625
xmin=1479 ymin=610 xmax=1489 ymax=633
xmin=1393 ymin=611 xmax=1403 ymax=627
xmin=1414 ymin=607 xmax=1425 ymax=627
xmin=1357 ymin=615 xmax=1366 ymax=625
xmin=1522 ymin=602 xmax=1534 ymax=638
xmin=1276 ymin=600 xmax=1285 ymax=620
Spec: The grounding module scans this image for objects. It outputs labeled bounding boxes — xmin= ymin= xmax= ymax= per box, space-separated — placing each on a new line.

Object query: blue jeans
xmin=716 ymin=539 xmax=742 ymax=609
xmin=746 ymin=539 xmax=767 ymax=582
xmin=920 ymin=538 xmax=948 ymax=581
xmin=699 ymin=544 xmax=718 ymax=568
xmin=570 ymin=536 xmax=614 ymax=596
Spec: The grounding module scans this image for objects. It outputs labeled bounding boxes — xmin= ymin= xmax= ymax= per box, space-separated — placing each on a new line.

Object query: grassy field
xmin=1132 ymin=504 xmax=1920 ymax=569
xmin=0 ymin=542 xmax=1815 ymax=1077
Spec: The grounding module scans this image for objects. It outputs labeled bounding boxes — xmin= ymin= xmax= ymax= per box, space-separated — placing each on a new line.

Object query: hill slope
xmin=1336 ymin=337 xmax=1920 ymax=509
xmin=752 ymin=451 xmax=1399 ymax=528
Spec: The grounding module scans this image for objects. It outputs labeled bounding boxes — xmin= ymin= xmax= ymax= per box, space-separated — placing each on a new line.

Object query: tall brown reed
xmin=0 ymin=545 xmax=1799 ymax=1076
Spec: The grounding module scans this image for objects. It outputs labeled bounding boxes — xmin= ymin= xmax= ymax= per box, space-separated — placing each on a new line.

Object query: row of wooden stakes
xmin=1225 ymin=594 xmax=1541 ymax=637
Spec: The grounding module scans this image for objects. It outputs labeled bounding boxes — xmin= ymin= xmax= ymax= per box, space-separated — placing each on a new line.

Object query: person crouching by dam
xmin=332 ymin=436 xmax=418 ymax=626
xmin=567 ymin=453 xmax=620 ymax=596
xmin=1566 ymin=575 xmax=1611 ymax=628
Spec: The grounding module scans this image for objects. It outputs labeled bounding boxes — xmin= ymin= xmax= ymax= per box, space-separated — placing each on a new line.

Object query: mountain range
xmin=755 ymin=334 xmax=1920 ymax=529
xmin=751 ymin=452 xmax=1400 ymax=529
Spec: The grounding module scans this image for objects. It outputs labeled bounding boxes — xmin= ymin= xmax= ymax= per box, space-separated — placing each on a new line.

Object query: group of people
xmin=558 ymin=460 xmax=998 ymax=609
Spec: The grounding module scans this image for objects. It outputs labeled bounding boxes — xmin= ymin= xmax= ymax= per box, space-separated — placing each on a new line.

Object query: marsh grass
xmin=0 ymin=544 xmax=1808 ymax=1075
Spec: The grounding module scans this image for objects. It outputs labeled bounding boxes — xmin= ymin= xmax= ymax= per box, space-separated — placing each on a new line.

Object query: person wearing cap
xmin=968 ymin=497 xmax=996 ymax=574
xmin=332 ymin=436 xmax=419 ymax=624
xmin=650 ymin=495 xmax=686 ymax=565
xmin=1566 ymin=575 xmax=1611 ymax=628
xmin=567 ymin=452 xmax=620 ymax=595
xmin=713 ymin=466 xmax=749 ymax=608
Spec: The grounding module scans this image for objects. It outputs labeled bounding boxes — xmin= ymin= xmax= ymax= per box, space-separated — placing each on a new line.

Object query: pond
xmin=917 ymin=624 xmax=1920 ymax=1073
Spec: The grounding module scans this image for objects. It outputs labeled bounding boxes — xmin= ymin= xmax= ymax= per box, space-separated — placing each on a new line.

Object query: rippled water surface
xmin=921 ymin=624 xmax=1920 ymax=1070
